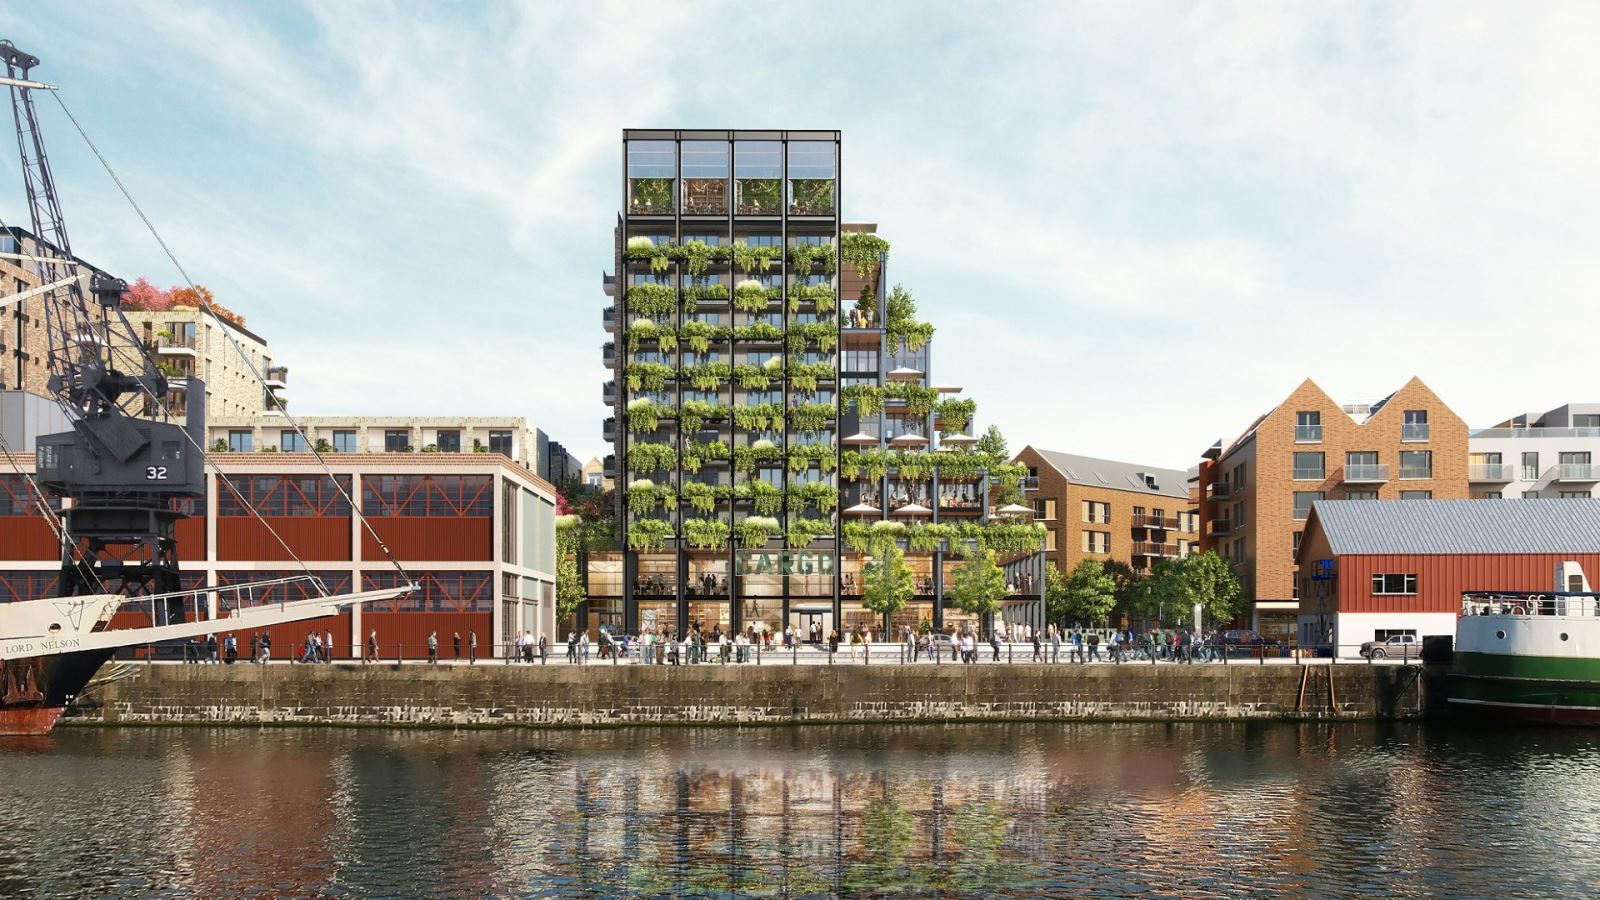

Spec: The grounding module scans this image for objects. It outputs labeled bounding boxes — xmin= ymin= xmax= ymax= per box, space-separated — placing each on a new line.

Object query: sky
xmin=3 ymin=2 xmax=1598 ymax=471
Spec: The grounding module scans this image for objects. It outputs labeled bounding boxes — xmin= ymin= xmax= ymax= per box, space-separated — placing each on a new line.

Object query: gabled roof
xmin=1306 ymin=499 xmax=1600 ymax=556
xmin=1027 ymin=448 xmax=1189 ymax=500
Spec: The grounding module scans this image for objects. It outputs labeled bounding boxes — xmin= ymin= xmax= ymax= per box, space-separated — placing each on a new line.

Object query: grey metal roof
xmin=1310 ymin=499 xmax=1600 ymax=555
xmin=1031 ymin=449 xmax=1190 ymax=500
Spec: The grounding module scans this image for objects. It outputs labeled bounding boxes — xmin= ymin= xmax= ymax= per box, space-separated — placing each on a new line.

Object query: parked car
xmin=1360 ymin=634 xmax=1420 ymax=660
xmin=1215 ymin=629 xmax=1276 ymax=647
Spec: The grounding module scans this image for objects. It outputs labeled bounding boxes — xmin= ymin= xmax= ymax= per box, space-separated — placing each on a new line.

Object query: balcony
xmin=1133 ymin=541 xmax=1180 ymax=558
xmin=602 ymin=455 xmax=616 ymax=479
xmin=1205 ymin=482 xmax=1231 ymax=502
xmin=1468 ymin=463 xmax=1514 ymax=482
xmin=682 ymin=178 xmax=727 ymax=216
xmin=1402 ymin=423 xmax=1430 ymax=442
xmin=628 ymin=178 xmax=674 ymax=216
xmin=1021 ymin=476 xmax=1039 ymax=491
xmin=603 ymin=417 xmax=616 ymax=443
xmin=788 ymin=179 xmax=835 ymax=216
xmin=1342 ymin=464 xmax=1390 ymax=484
xmin=1294 ymin=425 xmax=1323 ymax=443
xmin=602 ymin=341 xmax=615 ymax=367
xmin=602 ymin=272 xmax=617 ymax=298
xmin=1206 ymin=519 xmax=1232 ymax=537
xmin=1559 ymin=464 xmax=1600 ymax=482
xmin=1292 ymin=467 xmax=1327 ymax=481
xmin=1472 ymin=426 xmax=1600 ymax=439
xmin=603 ymin=381 xmax=616 ymax=405
xmin=155 ymin=333 xmax=197 ymax=356
xmin=735 ymin=178 xmax=781 ymax=216
xmin=263 ymin=366 xmax=288 ymax=389
xmin=1398 ymin=467 xmax=1433 ymax=481
xmin=603 ymin=305 xmax=617 ymax=332
xmin=1132 ymin=514 xmax=1177 ymax=530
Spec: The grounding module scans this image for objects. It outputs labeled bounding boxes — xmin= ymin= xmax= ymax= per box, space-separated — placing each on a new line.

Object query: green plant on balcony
xmin=842 ymin=383 xmax=885 ymax=417
xmin=788 ymin=402 xmax=834 ymax=434
xmin=736 ymin=179 xmax=781 ymax=215
xmin=732 ymin=439 xmax=783 ymax=474
xmin=793 ymin=481 xmax=840 ymax=514
xmin=627 ymin=518 xmax=674 ymax=552
xmin=894 ymin=451 xmax=932 ymax=482
xmin=786 ymin=517 xmax=833 ymax=549
xmin=840 ymin=232 xmax=890 ymax=279
xmin=421 ymin=444 xmax=439 ymax=453
xmin=679 ymin=482 xmax=719 ymax=515
xmin=678 ymin=400 xmax=728 ymax=434
xmin=629 ymin=179 xmax=674 ymax=215
xmin=935 ymin=398 xmax=977 ymax=435
xmin=735 ymin=515 xmax=780 ymax=547
xmin=625 ymin=235 xmax=674 ymax=273
xmin=883 ymin=284 xmax=934 ymax=354
xmin=788 ymin=240 xmax=837 ymax=274
xmin=626 ymin=282 xmax=676 ymax=317
xmin=681 ymin=439 xmax=729 ymax=474
xmin=626 ymin=479 xmax=676 ymax=514
xmin=789 ymin=179 xmax=835 ymax=215
xmin=683 ymin=360 xmax=730 ymax=391
xmin=738 ymin=479 xmax=784 ymax=516
xmin=680 ymin=283 xmax=730 ymax=309
xmin=674 ymin=239 xmax=717 ymax=277
xmin=732 ymin=403 xmax=784 ymax=432
xmin=841 ymin=521 xmax=878 ymax=554
xmin=965 ymin=520 xmax=1047 ymax=556
xmin=787 ymin=282 xmax=837 ymax=315
xmin=787 ymin=443 xmax=837 ymax=474
xmin=885 ymin=383 xmax=938 ymax=418
xmin=625 ymin=361 xmax=673 ymax=393
xmin=627 ymin=398 xmax=672 ymax=433
xmin=787 ymin=362 xmax=835 ymax=394
xmin=732 ymin=279 xmax=776 ymax=313
xmin=930 ymin=450 xmax=984 ymax=482
xmin=907 ymin=522 xmax=956 ymax=553
xmin=315 ymin=438 xmax=333 ymax=453
xmin=734 ymin=321 xmax=782 ymax=342
xmin=681 ymin=517 xmax=730 ymax=551
xmin=627 ymin=441 xmax=677 ymax=474
xmin=679 ymin=320 xmax=728 ymax=355
xmin=211 ymin=439 xmax=229 ymax=453
xmin=733 ymin=242 xmax=781 ymax=275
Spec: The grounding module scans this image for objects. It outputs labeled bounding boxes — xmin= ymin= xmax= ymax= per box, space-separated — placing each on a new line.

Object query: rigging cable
xmin=47 ymin=91 xmax=414 ymax=588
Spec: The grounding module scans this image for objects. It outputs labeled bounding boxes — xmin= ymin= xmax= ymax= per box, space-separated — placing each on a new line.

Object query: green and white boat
xmin=1452 ymin=564 xmax=1600 ymax=724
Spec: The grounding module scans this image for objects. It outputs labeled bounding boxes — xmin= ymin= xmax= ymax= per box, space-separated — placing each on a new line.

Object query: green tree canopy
xmin=1172 ymin=550 xmax=1245 ymax=627
xmin=555 ymin=533 xmax=587 ymax=622
xmin=1060 ymin=558 xmax=1117 ymax=625
xmin=861 ymin=543 xmax=916 ymax=619
xmin=1128 ymin=557 xmax=1183 ymax=624
xmin=1044 ymin=564 xmax=1071 ymax=623
xmin=948 ymin=548 xmax=1008 ymax=621
xmin=975 ymin=424 xmax=1008 ymax=460
xmin=1101 ymin=559 xmax=1138 ymax=616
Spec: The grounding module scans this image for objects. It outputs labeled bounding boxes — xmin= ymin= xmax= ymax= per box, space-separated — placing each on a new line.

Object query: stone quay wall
xmin=64 ymin=661 xmax=1430 ymax=728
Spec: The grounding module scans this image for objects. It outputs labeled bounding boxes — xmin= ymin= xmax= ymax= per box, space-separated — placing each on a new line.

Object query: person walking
xmin=206 ymin=633 xmax=218 ymax=664
xmin=250 ymin=633 xmax=259 ymax=664
xmin=579 ymin=631 xmax=590 ymax=664
xmin=452 ymin=631 xmax=462 ymax=662
xmin=366 ymin=629 xmax=379 ymax=663
xmin=224 ymin=632 xmax=237 ymax=664
xmin=323 ymin=629 xmax=334 ymax=663
xmin=827 ymin=628 xmax=839 ymax=660
xmin=539 ymin=632 xmax=549 ymax=663
xmin=989 ymin=628 xmax=1001 ymax=662
xmin=1049 ymin=625 xmax=1061 ymax=664
xmin=566 ymin=630 xmax=578 ymax=663
xmin=1087 ymin=631 xmax=1101 ymax=662
xmin=468 ymin=630 xmax=478 ymax=665
xmin=427 ymin=631 xmax=439 ymax=664
xmin=260 ymin=633 xmax=272 ymax=664
xmin=1031 ymin=627 xmax=1043 ymax=662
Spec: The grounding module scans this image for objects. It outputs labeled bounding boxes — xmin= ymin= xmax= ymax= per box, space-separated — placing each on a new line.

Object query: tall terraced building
xmin=595 ymin=129 xmax=1045 ymax=641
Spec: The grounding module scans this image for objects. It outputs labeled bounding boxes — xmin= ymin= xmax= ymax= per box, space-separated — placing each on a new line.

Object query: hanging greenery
xmin=679 ymin=320 xmax=728 ymax=355
xmin=679 ymin=482 xmax=718 ymax=515
xmin=883 ymin=284 xmax=934 ymax=355
xmin=734 ymin=321 xmax=782 ymax=342
xmin=626 ymin=282 xmax=676 ymax=317
xmin=678 ymin=400 xmax=728 ymax=435
xmin=894 ymin=451 xmax=932 ymax=482
xmin=788 ymin=241 xmax=837 ymax=274
xmin=681 ymin=439 xmax=729 ymax=474
xmin=794 ymin=481 xmax=840 ymax=513
xmin=930 ymin=450 xmax=984 ymax=482
xmin=680 ymin=283 xmax=730 ymax=308
xmin=733 ymin=243 xmax=782 ymax=275
xmin=683 ymin=360 xmax=730 ymax=391
xmin=884 ymin=383 xmax=939 ymax=418
xmin=786 ymin=517 xmax=833 ymax=549
xmin=790 ymin=321 xmax=839 ymax=353
xmin=681 ymin=517 xmax=730 ymax=551
xmin=841 ymin=522 xmax=876 ymax=554
xmin=733 ymin=279 xmax=775 ymax=313
xmin=842 ymin=383 xmax=885 ymax=417
xmin=625 ymin=362 xmax=673 ymax=393
xmin=626 ymin=479 xmax=676 ymax=514
xmin=840 ymin=233 xmax=890 ymax=279
xmin=732 ymin=439 xmax=784 ymax=474
xmin=787 ymin=282 xmax=837 ymax=315
xmin=907 ymin=523 xmax=956 ymax=553
xmin=627 ymin=442 xmax=676 ymax=474
xmin=733 ymin=363 xmax=773 ymax=391
xmin=626 ymin=398 xmax=671 ymax=433
xmin=787 ymin=361 xmax=835 ymax=394
xmin=732 ymin=403 xmax=784 ymax=432
xmin=739 ymin=480 xmax=785 ymax=517
xmin=788 ymin=402 xmax=835 ymax=434
xmin=625 ymin=318 xmax=672 ymax=354
xmin=787 ymin=443 xmax=837 ymax=474
xmin=627 ymin=518 xmax=674 ymax=552
xmin=935 ymin=398 xmax=977 ymax=435
xmin=674 ymin=240 xmax=717 ymax=277
xmin=735 ymin=515 xmax=780 ymax=547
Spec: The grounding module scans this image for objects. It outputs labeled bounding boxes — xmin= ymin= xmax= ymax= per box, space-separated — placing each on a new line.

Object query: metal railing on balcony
xmin=156 ymin=333 xmax=197 ymax=352
xmin=603 ymin=418 xmax=616 ymax=442
xmin=1559 ymin=463 xmax=1600 ymax=482
xmin=1206 ymin=482 xmax=1231 ymax=501
xmin=1402 ymin=423 xmax=1430 ymax=442
xmin=1292 ymin=467 xmax=1327 ymax=481
xmin=264 ymin=366 xmax=288 ymax=384
xmin=1132 ymin=541 xmax=1179 ymax=558
xmin=1020 ymin=476 xmax=1039 ymax=491
xmin=1342 ymin=464 xmax=1389 ymax=483
xmin=603 ymin=305 xmax=617 ymax=331
xmin=602 ymin=342 xmax=615 ymax=367
xmin=602 ymin=381 xmax=616 ymax=404
xmin=1206 ymin=519 xmax=1231 ymax=537
xmin=1294 ymin=425 xmax=1323 ymax=443
xmin=1132 ymin=514 xmax=1178 ymax=530
xmin=1470 ymin=426 xmax=1600 ymax=439
xmin=1468 ymin=463 xmax=1513 ymax=482
xmin=1398 ymin=467 xmax=1433 ymax=480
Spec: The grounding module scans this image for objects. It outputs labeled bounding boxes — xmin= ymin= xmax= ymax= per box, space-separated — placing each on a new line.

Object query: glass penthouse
xmin=596 ymin=129 xmax=1044 ymax=641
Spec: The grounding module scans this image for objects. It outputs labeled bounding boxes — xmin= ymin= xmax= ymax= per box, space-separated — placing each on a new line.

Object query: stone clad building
xmin=1195 ymin=377 xmax=1469 ymax=640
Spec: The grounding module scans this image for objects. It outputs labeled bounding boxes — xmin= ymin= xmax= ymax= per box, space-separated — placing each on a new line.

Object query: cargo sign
xmin=734 ymin=550 xmax=834 ymax=578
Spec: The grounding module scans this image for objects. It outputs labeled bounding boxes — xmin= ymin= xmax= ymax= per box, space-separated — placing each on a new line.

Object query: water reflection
xmin=2 ymin=723 xmax=1599 ymax=897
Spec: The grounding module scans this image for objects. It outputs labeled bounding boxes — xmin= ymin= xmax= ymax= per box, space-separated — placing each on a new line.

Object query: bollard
xmin=1008 ymin=642 xmax=1013 ymax=665
xmin=1258 ymin=643 xmax=1265 ymax=666
xmin=865 ymin=644 xmax=870 ymax=665
xmin=792 ymin=643 xmax=797 ymax=666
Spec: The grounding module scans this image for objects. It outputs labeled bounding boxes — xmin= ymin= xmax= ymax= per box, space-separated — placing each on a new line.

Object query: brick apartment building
xmin=0 ymin=452 xmax=559 ymax=659
xmin=1195 ymin=377 xmax=1468 ymax=639
xmin=1014 ymin=447 xmax=1198 ymax=577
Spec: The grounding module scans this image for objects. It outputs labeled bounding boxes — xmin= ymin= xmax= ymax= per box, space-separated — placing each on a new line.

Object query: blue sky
xmin=4 ymin=3 xmax=1598 ymax=470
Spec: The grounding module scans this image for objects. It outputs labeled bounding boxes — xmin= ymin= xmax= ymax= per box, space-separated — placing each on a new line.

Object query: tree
xmin=1102 ymin=560 xmax=1138 ymax=613
xmin=555 ymin=531 xmax=587 ymax=622
xmin=1172 ymin=551 xmax=1244 ymax=627
xmin=974 ymin=424 xmax=1007 ymax=460
xmin=947 ymin=549 xmax=1008 ymax=627
xmin=1060 ymin=559 xmax=1117 ymax=626
xmin=1129 ymin=557 xmax=1183 ymax=625
xmin=861 ymin=544 xmax=915 ymax=621
xmin=1044 ymin=564 xmax=1071 ymax=624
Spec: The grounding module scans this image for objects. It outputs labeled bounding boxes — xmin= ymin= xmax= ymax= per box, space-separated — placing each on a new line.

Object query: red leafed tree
xmin=120 ymin=279 xmax=247 ymax=328
xmin=121 ymin=277 xmax=173 ymax=312
xmin=556 ymin=491 xmax=573 ymax=516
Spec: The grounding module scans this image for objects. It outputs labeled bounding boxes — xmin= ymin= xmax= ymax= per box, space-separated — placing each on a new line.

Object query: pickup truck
xmin=1360 ymin=634 xmax=1420 ymax=660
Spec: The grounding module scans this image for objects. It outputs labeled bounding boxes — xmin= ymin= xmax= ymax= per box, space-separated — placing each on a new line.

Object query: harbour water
xmin=3 ymin=723 xmax=1598 ymax=897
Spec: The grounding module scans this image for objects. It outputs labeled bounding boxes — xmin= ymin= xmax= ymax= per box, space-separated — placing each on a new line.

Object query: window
xmin=280 ymin=430 xmax=306 ymax=453
xmin=1402 ymin=410 xmax=1429 ymax=441
xmin=1374 ymin=628 xmax=1418 ymax=641
xmin=1522 ymin=451 xmax=1540 ymax=480
xmin=1523 ymin=490 xmax=1542 ymax=499
xmin=1371 ymin=573 xmax=1418 ymax=595
xmin=1292 ymin=452 xmax=1325 ymax=480
xmin=1475 ymin=491 xmax=1503 ymax=500
xmin=1292 ymin=531 xmax=1303 ymax=554
xmin=1400 ymin=490 xmax=1432 ymax=500
xmin=384 ymin=429 xmax=410 ymax=452
xmin=333 ymin=430 xmax=356 ymax=453
xmin=436 ymin=429 xmax=461 ymax=453
xmin=1082 ymin=500 xmax=1110 ymax=524
xmin=1561 ymin=491 xmax=1593 ymax=499
xmin=1575 ymin=414 xmax=1600 ymax=430
xmin=1044 ymin=529 xmax=1058 ymax=551
xmin=1398 ymin=450 xmax=1432 ymax=480
xmin=1560 ymin=451 xmax=1593 ymax=479
xmin=1082 ymin=531 xmax=1110 ymax=554
xmin=227 ymin=430 xmax=253 ymax=453
xmin=363 ymin=474 xmax=494 ymax=517
xmin=1033 ymin=499 xmax=1056 ymax=520
xmin=1292 ymin=491 xmax=1323 ymax=520
xmin=1345 ymin=490 xmax=1378 ymax=500
xmin=1295 ymin=411 xmax=1322 ymax=443
xmin=489 ymin=430 xmax=514 ymax=458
